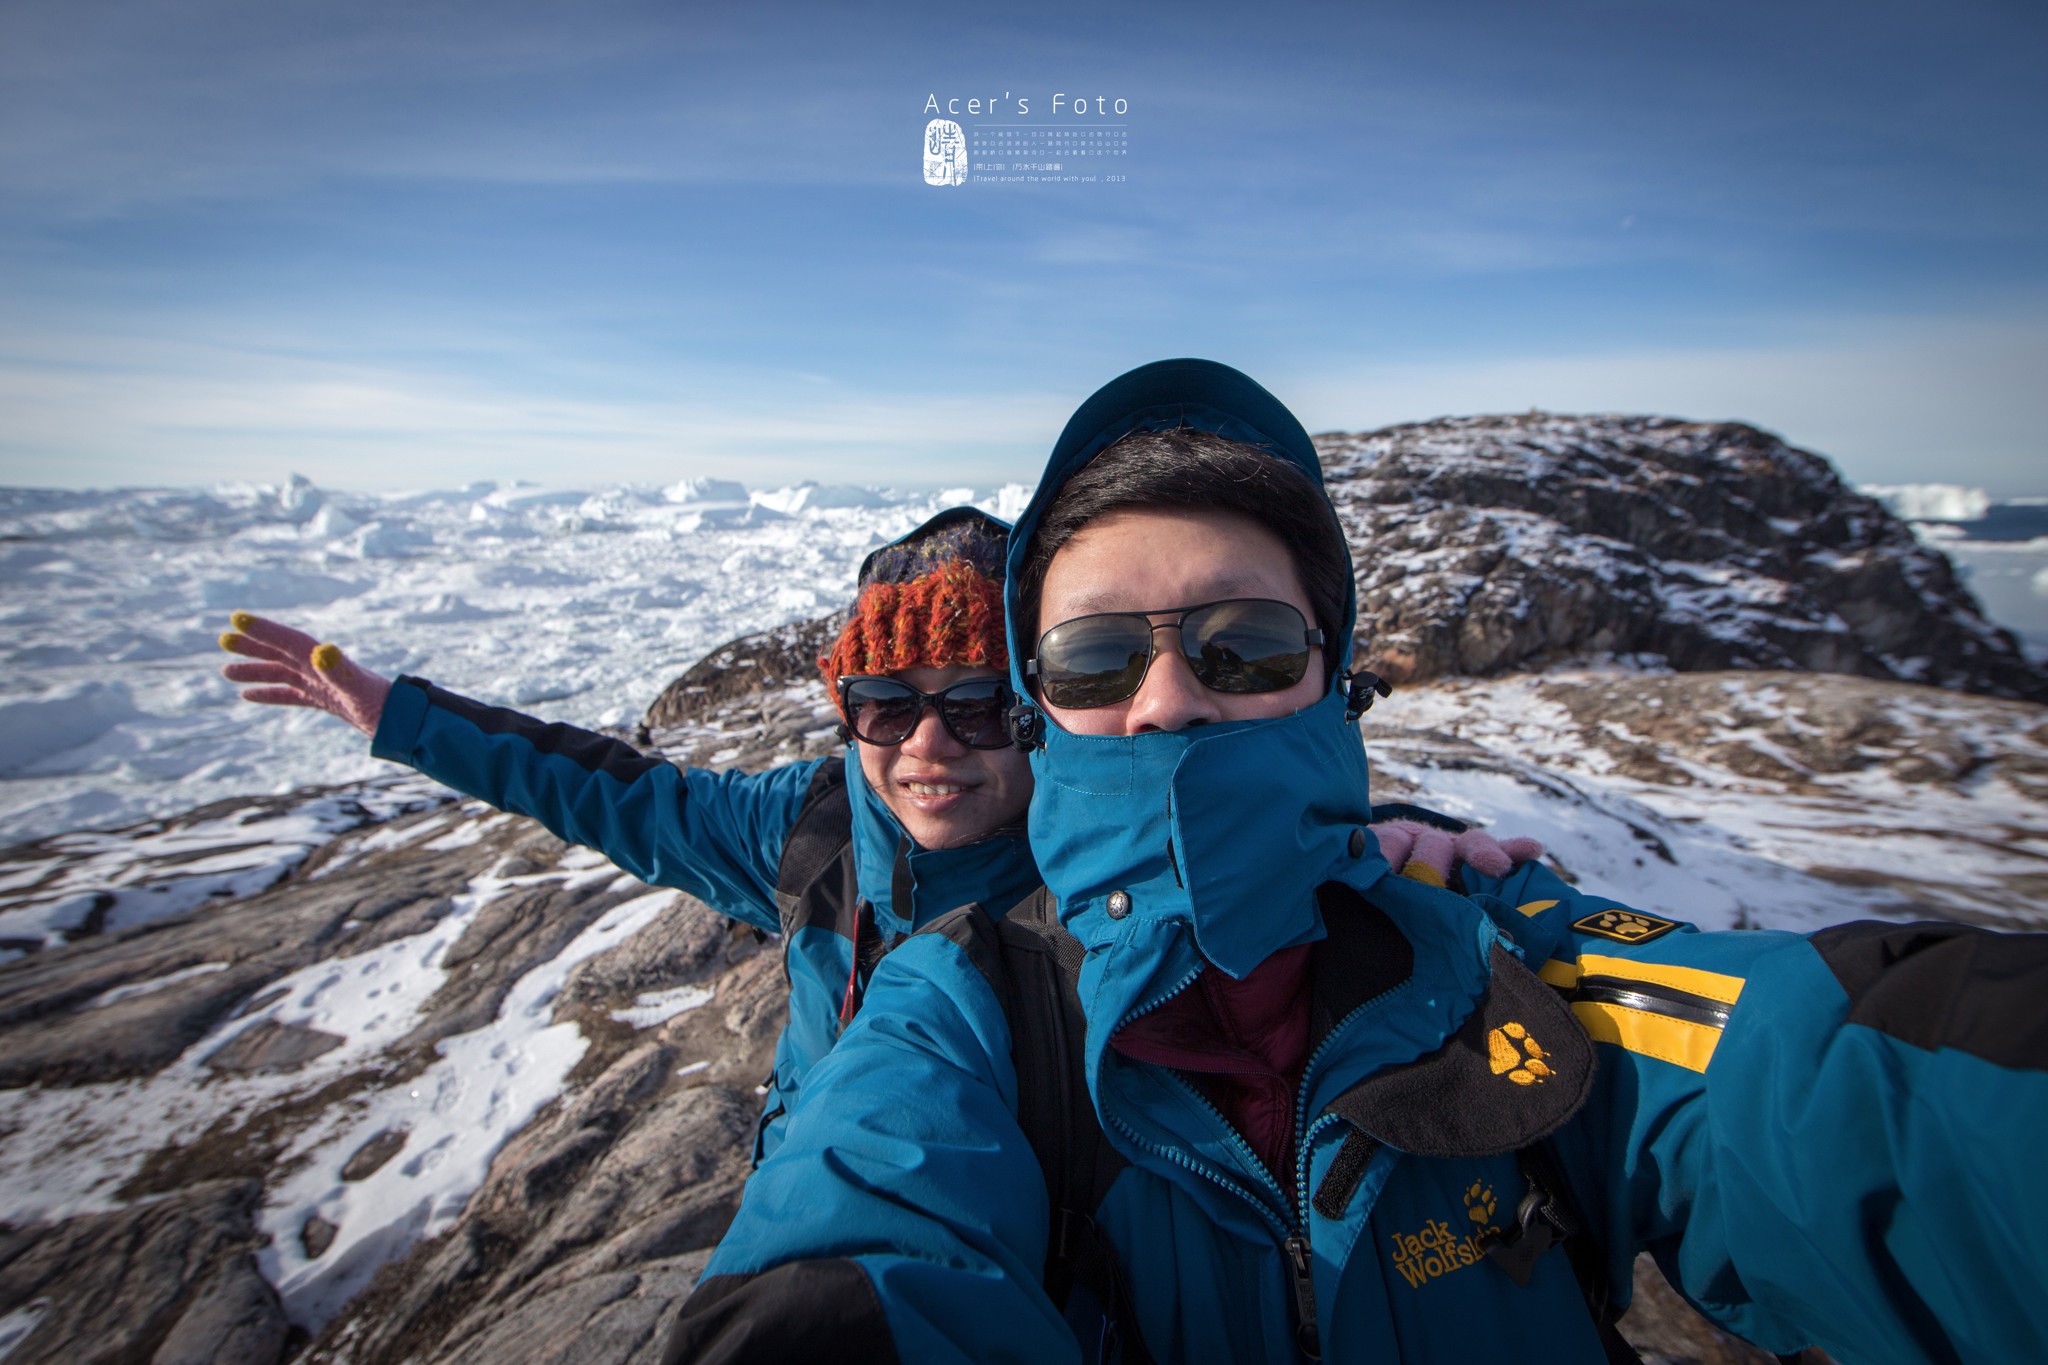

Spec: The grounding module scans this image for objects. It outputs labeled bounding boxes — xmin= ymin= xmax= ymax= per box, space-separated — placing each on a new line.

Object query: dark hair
xmin=1016 ymin=427 xmax=1350 ymax=677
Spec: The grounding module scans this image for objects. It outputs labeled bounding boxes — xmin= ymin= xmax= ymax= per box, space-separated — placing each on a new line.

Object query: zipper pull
xmin=1283 ymin=1234 xmax=1321 ymax=1360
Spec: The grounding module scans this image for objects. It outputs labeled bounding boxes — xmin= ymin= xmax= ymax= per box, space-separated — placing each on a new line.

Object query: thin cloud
xmin=1288 ymin=314 xmax=2048 ymax=496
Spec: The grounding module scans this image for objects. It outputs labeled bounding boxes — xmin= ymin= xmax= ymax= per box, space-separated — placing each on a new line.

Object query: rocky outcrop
xmin=1318 ymin=414 xmax=2048 ymax=701
xmin=636 ymin=615 xmax=845 ymax=776
xmin=0 ymin=777 xmax=785 ymax=1365
xmin=640 ymin=613 xmax=844 ymax=736
xmin=0 ymin=1180 xmax=283 ymax=1365
xmin=629 ymin=415 xmax=2046 ymax=715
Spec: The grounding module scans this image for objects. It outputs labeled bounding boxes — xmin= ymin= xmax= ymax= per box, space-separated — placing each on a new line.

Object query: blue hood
xmin=843 ymin=504 xmax=1040 ymax=934
xmin=1002 ymin=360 xmax=1388 ymax=981
xmin=845 ymin=752 xmax=1039 ymax=935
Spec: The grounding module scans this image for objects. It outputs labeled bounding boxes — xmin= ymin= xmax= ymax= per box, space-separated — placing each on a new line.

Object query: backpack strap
xmin=933 ymin=895 xmax=1151 ymax=1365
xmin=773 ymin=756 xmax=854 ymax=936
xmin=999 ymin=893 xmax=1123 ymax=1240
xmin=1485 ymin=1142 xmax=1642 ymax=1365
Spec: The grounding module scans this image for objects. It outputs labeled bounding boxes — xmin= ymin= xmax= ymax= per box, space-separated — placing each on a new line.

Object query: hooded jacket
xmin=675 ymin=361 xmax=2048 ymax=1365
xmin=368 ymin=514 xmax=1042 ymax=1162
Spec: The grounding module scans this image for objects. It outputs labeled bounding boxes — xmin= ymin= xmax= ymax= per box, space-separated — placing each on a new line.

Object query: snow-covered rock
xmin=1320 ymin=414 xmax=2047 ymax=702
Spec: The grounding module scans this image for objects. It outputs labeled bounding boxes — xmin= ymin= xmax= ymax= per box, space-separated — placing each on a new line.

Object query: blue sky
xmin=2 ymin=0 xmax=2044 ymax=494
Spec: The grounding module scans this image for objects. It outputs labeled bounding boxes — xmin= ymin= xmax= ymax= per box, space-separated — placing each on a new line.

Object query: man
xmin=670 ymin=361 xmax=2048 ymax=1363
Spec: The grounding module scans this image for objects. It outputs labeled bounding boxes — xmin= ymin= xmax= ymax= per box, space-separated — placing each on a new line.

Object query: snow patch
xmin=0 ymin=682 xmax=140 ymax=776
xmin=611 ymin=983 xmax=715 ymax=1028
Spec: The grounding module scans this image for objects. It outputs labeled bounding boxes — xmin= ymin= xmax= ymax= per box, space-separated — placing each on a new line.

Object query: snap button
xmin=1349 ymin=829 xmax=1368 ymax=858
xmin=1106 ymin=890 xmax=1132 ymax=919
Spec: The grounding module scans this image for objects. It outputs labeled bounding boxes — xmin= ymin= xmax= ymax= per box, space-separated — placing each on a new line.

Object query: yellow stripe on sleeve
xmin=1516 ymin=899 xmax=1559 ymax=917
xmin=1572 ymin=1000 xmax=1723 ymax=1073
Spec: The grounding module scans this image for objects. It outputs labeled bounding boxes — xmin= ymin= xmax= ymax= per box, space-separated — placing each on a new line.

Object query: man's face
xmin=1034 ymin=506 xmax=1324 ymax=737
xmin=856 ymin=664 xmax=1035 ymax=849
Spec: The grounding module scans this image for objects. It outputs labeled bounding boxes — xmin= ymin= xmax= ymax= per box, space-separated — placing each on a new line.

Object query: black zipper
xmin=1284 ymin=1234 xmax=1322 ymax=1360
xmin=1107 ymin=932 xmax=1406 ymax=1363
xmin=1574 ymin=976 xmax=1731 ymax=1029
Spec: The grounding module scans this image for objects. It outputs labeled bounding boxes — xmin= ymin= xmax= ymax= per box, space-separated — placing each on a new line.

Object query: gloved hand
xmin=219 ymin=612 xmax=392 ymax=737
xmin=1370 ymin=819 xmax=1544 ymax=889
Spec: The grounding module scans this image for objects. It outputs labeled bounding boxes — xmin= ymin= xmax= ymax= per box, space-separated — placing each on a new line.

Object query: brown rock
xmin=150 ymin=1253 xmax=287 ymax=1365
xmin=342 ymin=1129 xmax=409 ymax=1182
xmin=0 ymin=1179 xmax=266 ymax=1365
xmin=302 ymin=1216 xmax=338 ymax=1260
xmin=1318 ymin=414 xmax=2047 ymax=701
xmin=204 ymin=1018 xmax=346 ymax=1074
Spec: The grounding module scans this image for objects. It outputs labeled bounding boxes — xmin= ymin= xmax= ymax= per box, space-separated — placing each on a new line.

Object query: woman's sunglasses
xmin=836 ymin=675 xmax=1017 ymax=749
xmin=1027 ymin=598 xmax=1324 ymax=710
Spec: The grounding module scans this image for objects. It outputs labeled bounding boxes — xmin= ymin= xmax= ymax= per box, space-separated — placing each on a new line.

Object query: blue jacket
xmin=679 ymin=360 xmax=2048 ymax=1364
xmin=370 ymin=677 xmax=1040 ymax=1159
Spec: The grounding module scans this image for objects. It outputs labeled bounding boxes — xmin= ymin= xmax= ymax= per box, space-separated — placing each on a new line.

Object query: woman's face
xmin=856 ymin=664 xmax=1034 ymax=849
xmin=1033 ymin=506 xmax=1325 ymax=737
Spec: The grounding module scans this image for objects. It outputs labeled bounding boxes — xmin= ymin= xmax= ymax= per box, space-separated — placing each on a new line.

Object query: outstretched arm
xmin=1479 ymin=858 xmax=2048 ymax=1364
xmin=220 ymin=612 xmax=391 ymax=736
xmin=219 ymin=611 xmax=814 ymax=930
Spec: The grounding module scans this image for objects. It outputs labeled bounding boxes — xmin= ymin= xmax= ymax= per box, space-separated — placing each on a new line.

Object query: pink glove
xmin=1370 ymin=819 xmax=1544 ymax=888
xmin=219 ymin=612 xmax=392 ymax=737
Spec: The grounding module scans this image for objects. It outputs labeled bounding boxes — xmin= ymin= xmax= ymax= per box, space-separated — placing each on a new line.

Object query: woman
xmin=223 ymin=507 xmax=1039 ymax=1161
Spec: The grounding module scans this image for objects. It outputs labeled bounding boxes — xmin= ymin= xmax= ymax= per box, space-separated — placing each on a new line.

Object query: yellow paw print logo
xmin=1464 ymin=1181 xmax=1497 ymax=1225
xmin=1572 ymin=908 xmax=1679 ymax=944
xmin=1486 ymin=1021 xmax=1554 ymax=1086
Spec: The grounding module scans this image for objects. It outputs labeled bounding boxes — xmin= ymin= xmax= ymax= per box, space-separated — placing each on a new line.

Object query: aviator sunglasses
xmin=836 ymin=675 xmax=1017 ymax=749
xmin=1028 ymin=598 xmax=1325 ymax=710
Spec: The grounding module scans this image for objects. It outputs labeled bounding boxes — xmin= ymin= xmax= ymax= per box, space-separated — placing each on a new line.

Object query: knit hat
xmin=820 ymin=507 xmax=1010 ymax=704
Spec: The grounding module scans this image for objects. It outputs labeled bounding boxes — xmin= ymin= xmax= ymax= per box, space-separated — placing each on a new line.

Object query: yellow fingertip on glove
xmin=311 ymin=643 xmax=345 ymax=672
xmin=219 ymin=632 xmax=243 ymax=652
xmin=230 ymin=610 xmax=256 ymax=631
xmin=1399 ymin=859 xmax=1448 ymax=889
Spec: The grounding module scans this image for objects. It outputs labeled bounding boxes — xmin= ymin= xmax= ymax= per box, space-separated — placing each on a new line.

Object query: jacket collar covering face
xmin=1003 ymin=359 xmax=1385 ymax=980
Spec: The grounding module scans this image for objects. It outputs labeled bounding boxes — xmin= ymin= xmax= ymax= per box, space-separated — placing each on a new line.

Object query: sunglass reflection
xmin=1030 ymin=598 xmax=1323 ymax=710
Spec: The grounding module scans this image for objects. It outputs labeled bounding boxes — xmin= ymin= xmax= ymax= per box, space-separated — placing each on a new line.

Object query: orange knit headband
xmin=819 ymin=557 xmax=1009 ymax=708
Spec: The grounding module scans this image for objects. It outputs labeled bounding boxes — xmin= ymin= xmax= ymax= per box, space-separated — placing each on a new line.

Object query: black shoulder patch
xmin=772 ymin=756 xmax=855 ymax=939
xmin=1572 ymin=908 xmax=1680 ymax=946
xmin=924 ymin=903 xmax=1009 ymax=996
xmin=1325 ymin=944 xmax=1594 ymax=1159
xmin=661 ymin=1260 xmax=900 ymax=1365
xmin=414 ymin=675 xmax=667 ymax=785
xmin=1811 ymin=920 xmax=2048 ymax=1073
